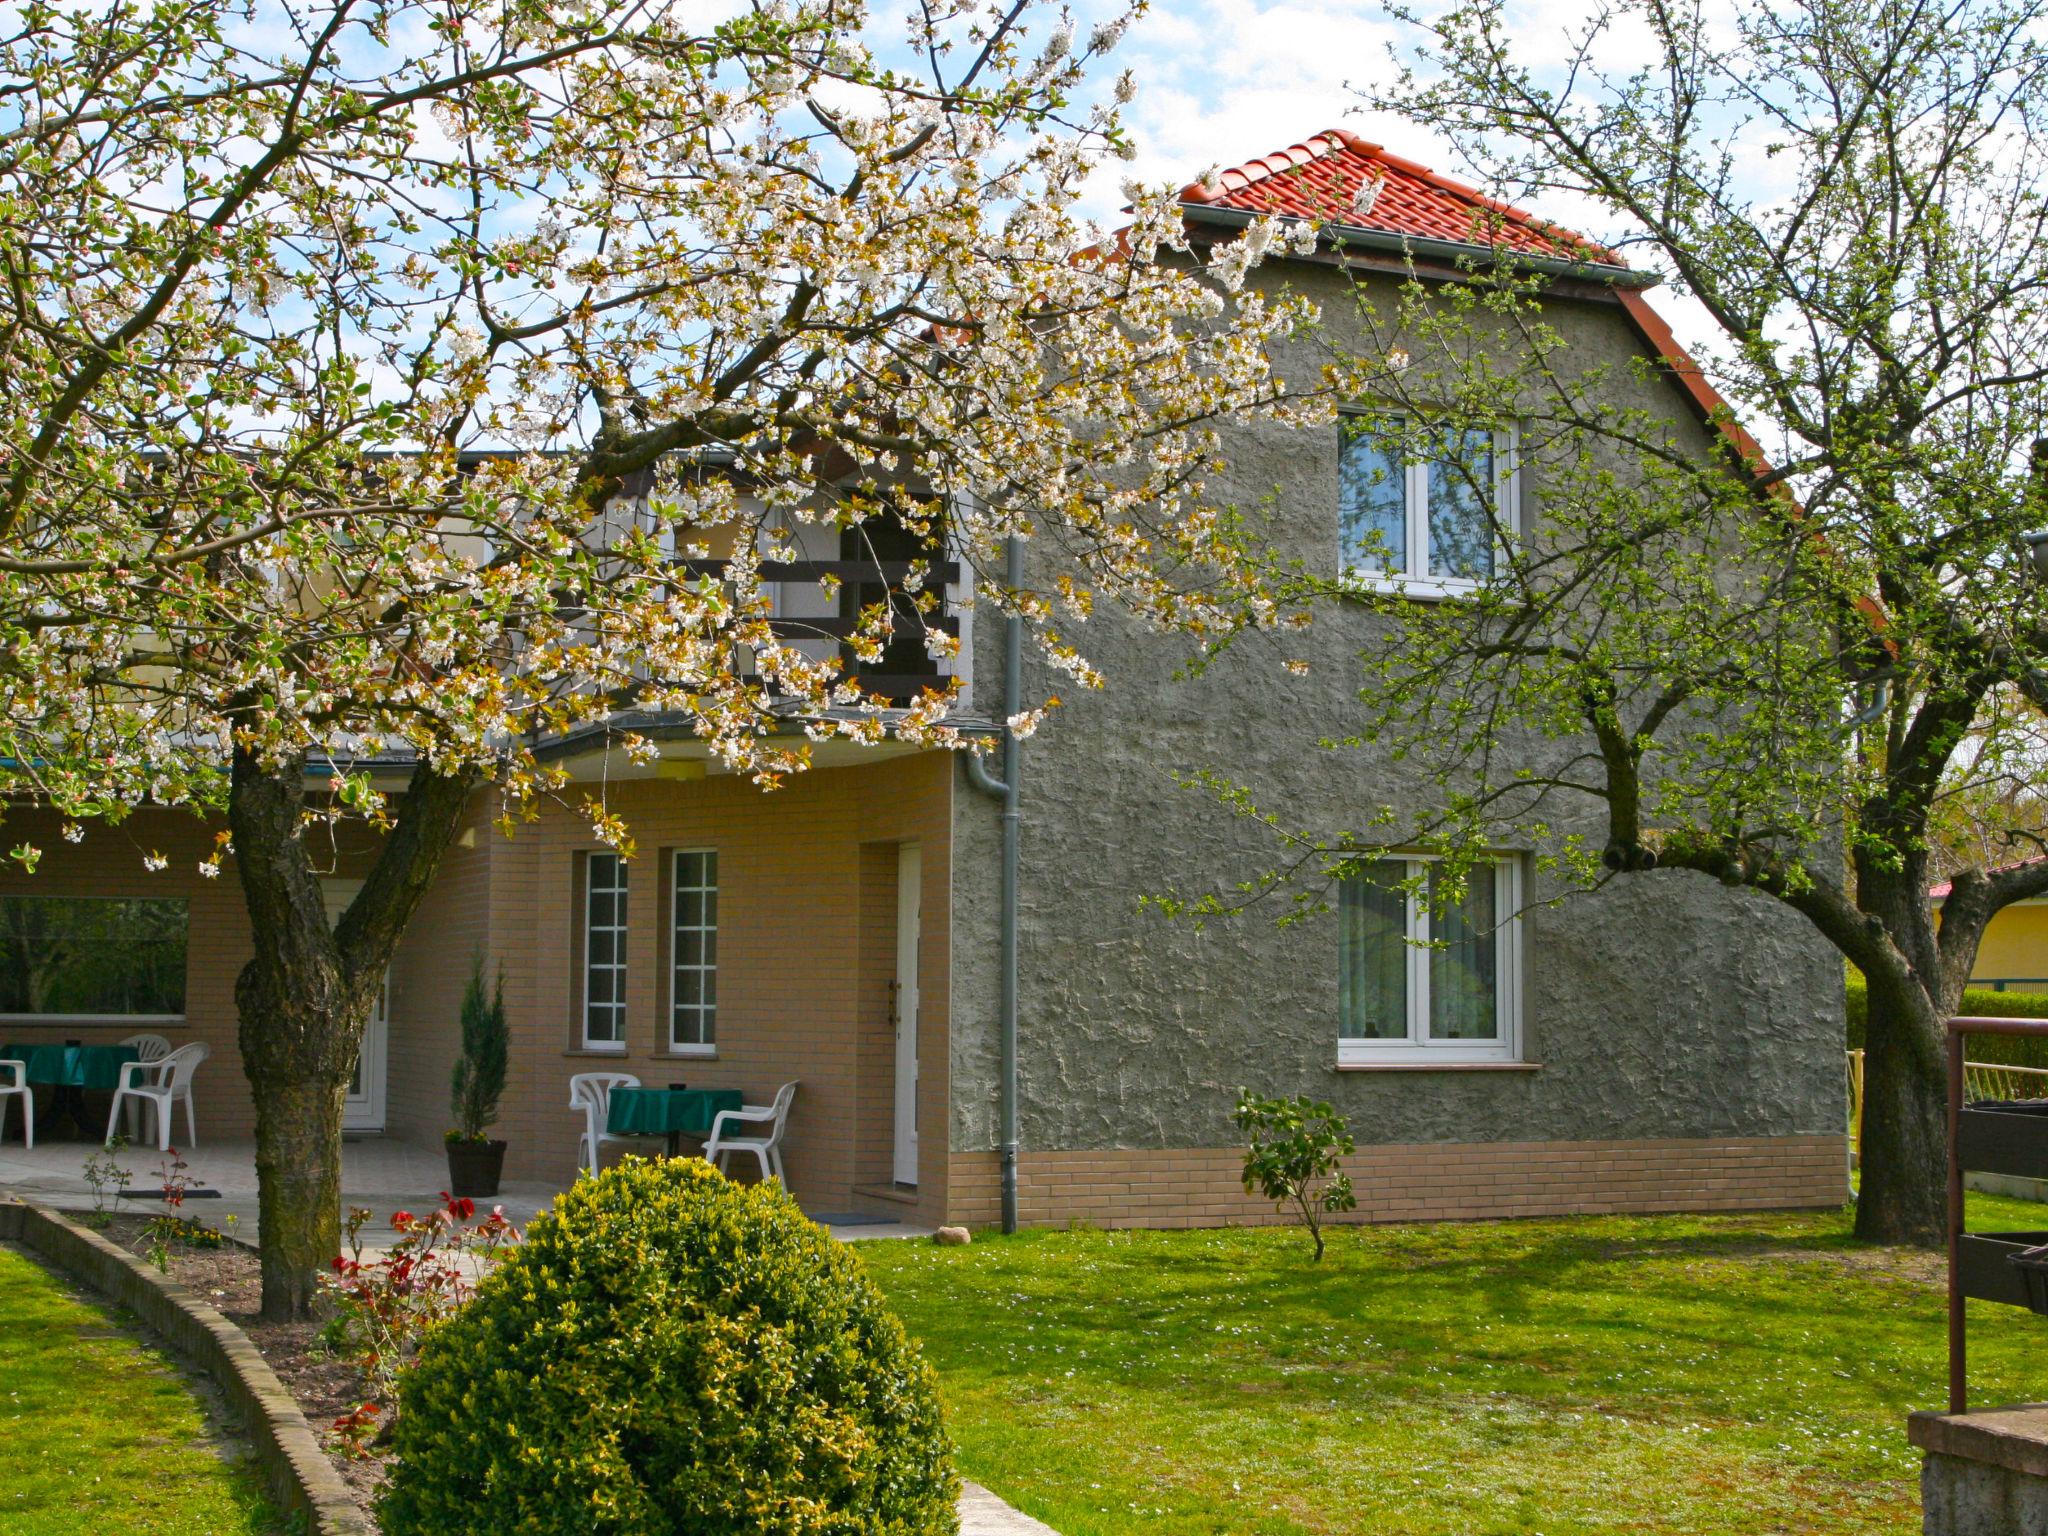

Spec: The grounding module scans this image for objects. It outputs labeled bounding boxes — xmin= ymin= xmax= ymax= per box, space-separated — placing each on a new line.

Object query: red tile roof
xmin=1931 ymin=857 xmax=2048 ymax=901
xmin=1179 ymin=127 xmax=1619 ymax=266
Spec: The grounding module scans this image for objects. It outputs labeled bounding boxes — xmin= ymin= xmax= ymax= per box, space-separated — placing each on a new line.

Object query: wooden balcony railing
xmin=676 ymin=556 xmax=961 ymax=702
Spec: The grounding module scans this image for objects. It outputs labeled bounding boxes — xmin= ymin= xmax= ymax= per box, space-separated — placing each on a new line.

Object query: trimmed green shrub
xmin=1846 ymin=973 xmax=2048 ymax=1070
xmin=379 ymin=1158 xmax=959 ymax=1536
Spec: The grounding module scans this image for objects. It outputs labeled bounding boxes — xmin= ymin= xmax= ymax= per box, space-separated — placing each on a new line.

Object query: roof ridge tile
xmin=1179 ymin=125 xmax=1620 ymax=267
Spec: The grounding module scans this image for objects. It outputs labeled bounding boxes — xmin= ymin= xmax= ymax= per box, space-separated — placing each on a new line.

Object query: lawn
xmin=861 ymin=1193 xmax=2048 ymax=1536
xmin=0 ymin=1242 xmax=286 ymax=1535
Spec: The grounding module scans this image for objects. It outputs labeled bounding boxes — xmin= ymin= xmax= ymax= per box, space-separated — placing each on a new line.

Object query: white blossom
xmin=0 ymin=0 xmax=1325 ymax=853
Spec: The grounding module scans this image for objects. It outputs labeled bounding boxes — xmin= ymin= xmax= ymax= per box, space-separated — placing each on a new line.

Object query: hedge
xmin=1846 ymin=973 xmax=2048 ymax=1070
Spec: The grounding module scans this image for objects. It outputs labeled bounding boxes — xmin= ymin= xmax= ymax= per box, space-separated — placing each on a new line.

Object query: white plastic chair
xmin=116 ymin=1033 xmax=172 ymax=1143
xmin=0 ymin=1058 xmax=30 ymax=1148
xmin=705 ymin=1081 xmax=797 ymax=1185
xmin=105 ymin=1041 xmax=208 ymax=1152
xmin=570 ymin=1071 xmax=641 ymax=1177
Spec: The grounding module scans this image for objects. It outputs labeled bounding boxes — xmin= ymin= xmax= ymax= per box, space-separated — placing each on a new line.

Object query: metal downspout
xmin=963 ymin=535 xmax=1022 ymax=1234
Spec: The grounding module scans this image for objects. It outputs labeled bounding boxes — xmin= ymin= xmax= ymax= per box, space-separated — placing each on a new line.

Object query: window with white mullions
xmin=582 ymin=852 xmax=628 ymax=1050
xmin=669 ymin=850 xmax=718 ymax=1052
xmin=1338 ymin=413 xmax=1515 ymax=594
xmin=1338 ymin=856 xmax=1523 ymax=1063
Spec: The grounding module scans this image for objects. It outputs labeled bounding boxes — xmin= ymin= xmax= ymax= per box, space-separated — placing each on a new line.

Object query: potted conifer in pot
xmin=445 ymin=953 xmax=509 ymax=1198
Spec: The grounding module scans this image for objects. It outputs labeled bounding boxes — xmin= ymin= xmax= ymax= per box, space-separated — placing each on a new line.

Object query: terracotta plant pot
xmin=445 ymin=1138 xmax=507 ymax=1199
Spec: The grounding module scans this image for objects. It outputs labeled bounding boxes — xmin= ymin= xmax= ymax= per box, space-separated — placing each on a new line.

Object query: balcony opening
xmin=838 ymin=508 xmax=950 ymax=703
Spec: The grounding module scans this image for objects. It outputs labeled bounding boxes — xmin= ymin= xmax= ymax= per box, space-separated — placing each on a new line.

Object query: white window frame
xmin=581 ymin=851 xmax=628 ymax=1052
xmin=1337 ymin=411 xmax=1518 ymax=599
xmin=1337 ymin=854 xmax=1524 ymax=1065
xmin=668 ymin=848 xmax=718 ymax=1054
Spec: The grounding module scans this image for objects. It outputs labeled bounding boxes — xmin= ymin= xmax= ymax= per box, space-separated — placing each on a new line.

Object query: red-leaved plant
xmin=321 ymin=1193 xmax=519 ymax=1455
xmin=142 ymin=1148 xmax=196 ymax=1272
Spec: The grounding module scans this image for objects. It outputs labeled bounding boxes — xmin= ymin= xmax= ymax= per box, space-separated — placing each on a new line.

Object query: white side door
xmin=893 ymin=845 xmax=921 ymax=1186
xmin=324 ymin=880 xmax=389 ymax=1134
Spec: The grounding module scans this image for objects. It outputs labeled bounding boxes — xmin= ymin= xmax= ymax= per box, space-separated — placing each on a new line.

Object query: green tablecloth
xmin=1 ymin=1042 xmax=142 ymax=1090
xmin=607 ymin=1086 xmax=744 ymax=1138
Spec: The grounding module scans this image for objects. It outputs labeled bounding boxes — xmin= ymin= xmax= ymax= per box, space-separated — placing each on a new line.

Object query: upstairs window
xmin=837 ymin=502 xmax=951 ymax=702
xmin=1338 ymin=856 xmax=1522 ymax=1064
xmin=1338 ymin=414 xmax=1513 ymax=595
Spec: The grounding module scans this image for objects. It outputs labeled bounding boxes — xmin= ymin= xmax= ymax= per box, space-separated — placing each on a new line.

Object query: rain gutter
xmin=962 ymin=535 xmax=1023 ymax=1235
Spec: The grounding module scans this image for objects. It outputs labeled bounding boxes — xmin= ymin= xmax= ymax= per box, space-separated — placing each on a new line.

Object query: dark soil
xmin=94 ymin=1212 xmax=388 ymax=1524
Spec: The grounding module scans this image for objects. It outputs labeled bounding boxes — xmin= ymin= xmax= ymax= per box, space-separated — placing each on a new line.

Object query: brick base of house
xmin=945 ymin=1134 xmax=1848 ymax=1229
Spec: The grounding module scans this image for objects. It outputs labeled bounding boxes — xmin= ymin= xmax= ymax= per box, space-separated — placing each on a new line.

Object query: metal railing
xmin=1944 ymin=1016 xmax=2048 ymax=1413
xmin=1845 ymin=1048 xmax=2048 ymax=1160
xmin=1964 ymin=1059 xmax=2048 ymax=1102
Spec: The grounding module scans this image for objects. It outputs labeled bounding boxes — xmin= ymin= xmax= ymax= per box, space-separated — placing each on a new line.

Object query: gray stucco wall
xmin=949 ymin=258 xmax=1847 ymax=1156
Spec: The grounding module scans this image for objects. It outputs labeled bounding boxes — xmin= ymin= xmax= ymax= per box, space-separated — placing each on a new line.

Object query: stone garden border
xmin=0 ymin=1197 xmax=372 ymax=1535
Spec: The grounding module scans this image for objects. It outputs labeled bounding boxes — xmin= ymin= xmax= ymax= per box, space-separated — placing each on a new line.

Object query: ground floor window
xmin=669 ymin=850 xmax=717 ymax=1052
xmin=582 ymin=852 xmax=628 ymax=1049
xmin=1338 ymin=855 xmax=1521 ymax=1063
xmin=0 ymin=896 xmax=187 ymax=1018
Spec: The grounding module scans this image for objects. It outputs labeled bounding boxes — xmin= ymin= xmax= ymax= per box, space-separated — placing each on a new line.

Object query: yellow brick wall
xmin=0 ymin=806 xmax=382 ymax=1143
xmin=0 ymin=751 xmax=952 ymax=1234
xmin=483 ymin=751 xmax=953 ymax=1226
xmin=946 ymin=1134 xmax=1848 ymax=1229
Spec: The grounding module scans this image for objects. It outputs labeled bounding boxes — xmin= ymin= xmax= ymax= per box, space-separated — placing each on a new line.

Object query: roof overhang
xmin=1178 ymin=200 xmax=1656 ymax=291
xmin=532 ymin=708 xmax=1001 ymax=783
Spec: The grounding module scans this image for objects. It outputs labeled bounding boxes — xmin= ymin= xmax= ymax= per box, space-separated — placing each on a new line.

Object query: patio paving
xmin=0 ymin=1134 xmax=930 ymax=1248
xmin=960 ymin=1482 xmax=1061 ymax=1534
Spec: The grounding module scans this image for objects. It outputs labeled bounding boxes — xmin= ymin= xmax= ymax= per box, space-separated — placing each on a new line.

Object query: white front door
xmin=325 ymin=881 xmax=389 ymax=1134
xmin=893 ymin=844 xmax=921 ymax=1186
xmin=344 ymin=980 xmax=389 ymax=1134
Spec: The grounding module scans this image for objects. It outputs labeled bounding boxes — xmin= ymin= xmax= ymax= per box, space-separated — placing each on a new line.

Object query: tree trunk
xmin=230 ymin=748 xmax=365 ymax=1320
xmin=1854 ymin=972 xmax=1948 ymax=1246
xmin=1840 ymin=828 xmax=1960 ymax=1248
xmin=246 ymin=1054 xmax=352 ymax=1318
xmin=228 ymin=744 xmax=479 ymax=1320
xmin=235 ymin=936 xmax=365 ymax=1318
